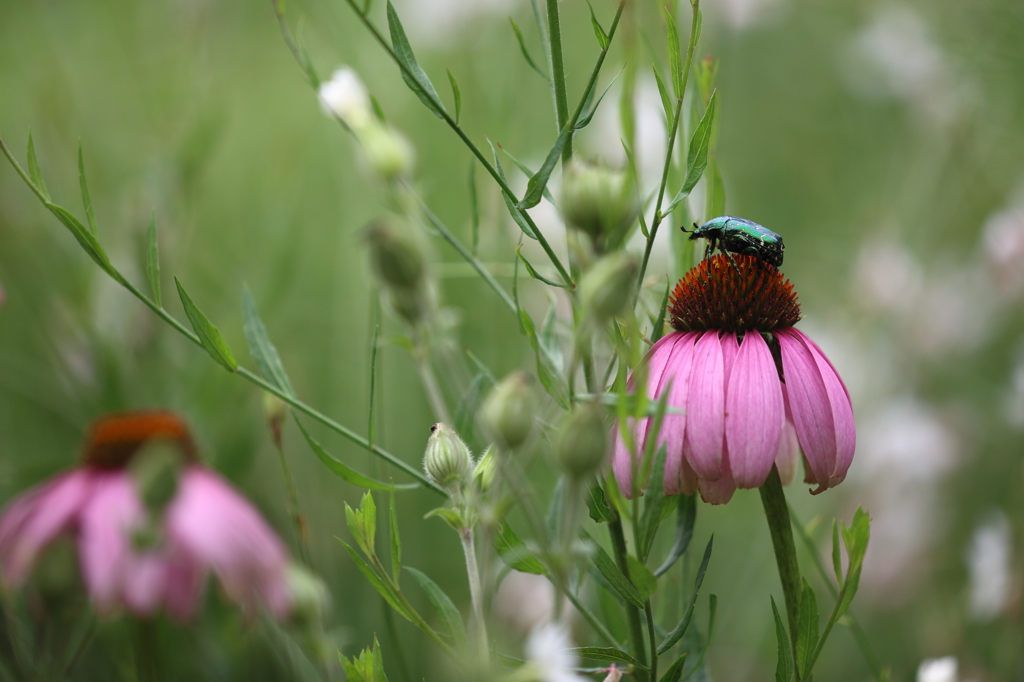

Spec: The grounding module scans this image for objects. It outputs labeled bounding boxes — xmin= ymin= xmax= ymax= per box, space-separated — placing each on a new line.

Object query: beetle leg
xmin=704 ymin=237 xmax=715 ymax=262
xmin=721 ymin=246 xmax=743 ymax=277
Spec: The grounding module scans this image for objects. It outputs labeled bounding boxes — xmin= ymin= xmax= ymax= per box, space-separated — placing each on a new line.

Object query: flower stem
xmin=460 ymin=526 xmax=489 ymax=665
xmin=272 ymin=437 xmax=311 ymax=566
xmin=759 ymin=465 xmax=801 ymax=667
xmin=608 ymin=516 xmax=649 ymax=682
xmin=413 ymin=329 xmax=453 ymax=426
xmin=134 ymin=620 xmax=161 ymax=682
xmin=545 ymin=0 xmax=571 ymax=161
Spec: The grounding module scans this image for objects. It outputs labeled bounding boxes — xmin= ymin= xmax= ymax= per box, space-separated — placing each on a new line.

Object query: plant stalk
xmin=460 ymin=526 xmax=489 ymax=665
xmin=608 ymin=516 xmax=649 ymax=682
xmin=759 ymin=465 xmax=801 ymax=669
xmin=545 ymin=0 xmax=571 ymax=161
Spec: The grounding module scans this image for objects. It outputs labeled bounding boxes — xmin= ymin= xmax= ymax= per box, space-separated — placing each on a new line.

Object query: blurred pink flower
xmin=613 ymin=255 xmax=855 ymax=504
xmin=0 ymin=411 xmax=291 ymax=620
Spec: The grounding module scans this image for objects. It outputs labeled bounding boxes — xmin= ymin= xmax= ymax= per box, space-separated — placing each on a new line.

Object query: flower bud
xmin=555 ymin=401 xmax=609 ymax=479
xmin=318 ymin=66 xmax=372 ymax=130
xmin=579 ymin=252 xmax=639 ymax=322
xmin=473 ymin=445 xmax=497 ymax=493
xmin=359 ymin=121 xmax=415 ymax=180
xmin=364 ymin=221 xmax=425 ymax=290
xmin=423 ymin=423 xmax=473 ymax=494
xmin=560 ymin=160 xmax=639 ymax=249
xmin=480 ymin=372 xmax=535 ymax=450
xmin=285 ymin=563 xmax=331 ymax=627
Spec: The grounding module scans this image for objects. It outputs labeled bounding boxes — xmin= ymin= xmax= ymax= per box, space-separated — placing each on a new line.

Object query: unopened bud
xmin=560 ymin=160 xmax=639 ymax=249
xmin=473 ymin=445 xmax=497 ymax=493
xmin=555 ymin=401 xmax=609 ymax=479
xmin=580 ymin=253 xmax=639 ymax=322
xmin=365 ymin=221 xmax=425 ymax=290
xmin=285 ymin=563 xmax=331 ymax=627
xmin=130 ymin=440 xmax=183 ymax=516
xmin=480 ymin=372 xmax=535 ymax=450
xmin=423 ymin=423 xmax=473 ymax=494
xmin=319 ymin=66 xmax=372 ymax=130
xmin=359 ymin=121 xmax=415 ymax=180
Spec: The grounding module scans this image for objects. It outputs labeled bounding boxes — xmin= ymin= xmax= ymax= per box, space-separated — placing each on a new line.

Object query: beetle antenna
xmin=679 ymin=224 xmax=692 ymax=234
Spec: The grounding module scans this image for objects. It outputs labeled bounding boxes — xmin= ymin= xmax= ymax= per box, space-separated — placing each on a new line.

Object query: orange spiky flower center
xmin=669 ymin=254 xmax=802 ymax=333
xmin=82 ymin=411 xmax=197 ymax=469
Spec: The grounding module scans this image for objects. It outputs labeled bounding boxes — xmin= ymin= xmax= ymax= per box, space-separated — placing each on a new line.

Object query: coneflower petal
xmin=726 ymin=332 xmax=784 ymax=488
xmin=661 ymin=332 xmax=699 ymax=495
xmin=777 ymin=330 xmax=837 ymax=492
xmin=685 ymin=332 xmax=726 ymax=480
xmin=696 ymin=445 xmax=736 ymax=504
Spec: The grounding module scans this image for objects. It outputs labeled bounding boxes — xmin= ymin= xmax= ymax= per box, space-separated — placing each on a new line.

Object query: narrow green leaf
xmin=519 ymin=305 xmax=569 ymax=408
xmin=581 ymin=530 xmax=644 ymax=609
xmin=639 ymin=444 xmax=669 ymax=560
xmin=516 ymin=245 xmax=568 ymax=288
xmin=586 ymin=483 xmax=615 ymax=523
xmin=499 ymin=145 xmax=557 ymax=206
xmin=368 ymin=321 xmax=380 ymax=446
xmin=627 ymin=556 xmax=657 ymax=600
xmin=664 ymin=90 xmax=718 ymax=215
xmin=405 ymin=567 xmax=467 ymax=651
xmin=488 ymin=140 xmax=537 ymax=240
xmin=691 ymin=5 xmax=704 ymax=55
xmin=372 ymin=637 xmax=389 ymax=682
xmin=665 ymin=7 xmax=684 ymax=97
xmin=796 ymin=579 xmax=819 ymax=679
xmin=654 ymin=494 xmax=696 ymax=578
xmin=360 ymin=490 xmax=377 ymax=556
xmin=77 ymin=143 xmax=97 ymax=236
xmin=657 ymin=535 xmax=713 ymax=654
xmin=174 ymin=277 xmax=238 ymax=372
xmin=424 ymin=506 xmax=464 ymax=530
xmin=508 ymin=17 xmax=549 ymax=82
xmin=652 ymin=65 xmax=674 ymax=124
xmin=242 ymin=287 xmax=295 ymax=396
xmin=570 ymin=647 xmax=646 ymax=671
xmin=146 ymin=212 xmax=162 ymax=307
xmin=771 ymin=597 xmax=795 ymax=682
xmin=586 ymin=1 xmax=609 ymax=49
xmin=294 ymin=417 xmax=419 ymax=490
xmin=468 ymin=159 xmax=480 ymax=256
xmin=45 ymin=202 xmax=116 ymax=277
xmin=494 ymin=523 xmax=546 ymax=575
xmin=651 ymin=277 xmax=671 ymax=344
xmin=339 ymin=540 xmax=411 ymax=621
xmin=831 ymin=519 xmax=843 ymax=585
xmin=539 ymin=303 xmax=564 ymax=374
xmin=386 ymin=1 xmax=445 ymax=118
xmin=576 ymin=69 xmax=622 ymax=130
xmin=446 ymin=69 xmax=462 ymax=125
xmin=389 ymin=488 xmax=401 ymax=584
xmin=26 ymin=131 xmax=49 ymax=200
xmin=659 ymin=652 xmax=689 ymax=682
xmin=370 ymin=94 xmax=387 ymax=123
xmin=518 ymin=120 xmax=572 ymax=210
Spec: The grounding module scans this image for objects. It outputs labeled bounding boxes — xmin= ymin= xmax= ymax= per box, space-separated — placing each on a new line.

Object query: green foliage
xmin=174 ymin=277 xmax=238 ymax=372
xmin=772 ymin=597 xmax=794 ymax=682
xmin=386 ymin=1 xmax=445 ymax=118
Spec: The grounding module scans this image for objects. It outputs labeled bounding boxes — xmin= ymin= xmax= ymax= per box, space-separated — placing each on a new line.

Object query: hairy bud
xmin=480 ymin=372 xmax=535 ymax=450
xmin=423 ymin=423 xmax=473 ymax=495
xmin=473 ymin=445 xmax=498 ymax=493
xmin=560 ymin=160 xmax=639 ymax=250
xmin=555 ymin=401 xmax=609 ymax=479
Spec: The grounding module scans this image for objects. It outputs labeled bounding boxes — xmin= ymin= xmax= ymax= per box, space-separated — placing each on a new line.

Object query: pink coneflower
xmin=613 ymin=255 xmax=855 ymax=504
xmin=0 ymin=411 xmax=292 ymax=620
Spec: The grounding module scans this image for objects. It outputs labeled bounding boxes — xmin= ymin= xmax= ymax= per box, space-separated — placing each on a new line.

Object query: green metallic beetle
xmin=681 ymin=216 xmax=785 ymax=270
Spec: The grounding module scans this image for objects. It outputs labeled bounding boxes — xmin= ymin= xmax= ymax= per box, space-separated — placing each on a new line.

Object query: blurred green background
xmin=1 ymin=0 xmax=1022 ymax=679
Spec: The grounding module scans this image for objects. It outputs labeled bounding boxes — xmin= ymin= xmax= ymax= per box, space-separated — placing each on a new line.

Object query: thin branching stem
xmin=545 ymin=0 xmax=571 ymax=160
xmin=609 ymin=516 xmax=649 ymax=682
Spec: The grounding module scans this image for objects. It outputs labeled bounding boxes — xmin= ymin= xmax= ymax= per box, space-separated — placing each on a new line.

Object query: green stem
xmin=563 ymin=588 xmax=619 ymax=646
xmin=545 ymin=0 xmax=571 ymax=161
xmin=412 ymin=329 xmax=453 ymax=425
xmin=460 ymin=526 xmax=489 ymax=666
xmin=644 ymin=600 xmax=658 ymax=682
xmin=134 ymin=621 xmax=161 ymax=682
xmin=608 ymin=516 xmax=649 ymax=682
xmin=635 ymin=0 xmax=700 ymax=292
xmin=382 ymin=599 xmax=412 ymax=682
xmin=272 ymin=436 xmax=312 ymax=566
xmin=759 ymin=466 xmax=801 ymax=670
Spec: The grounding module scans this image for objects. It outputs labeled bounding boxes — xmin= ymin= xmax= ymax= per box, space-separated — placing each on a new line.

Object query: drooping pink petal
xmin=661 ymin=333 xmax=699 ymax=495
xmin=684 ymin=332 xmax=725 ymax=480
xmin=162 ymin=546 xmax=205 ymax=621
xmin=775 ymin=421 xmax=800 ymax=486
xmin=777 ymin=330 xmax=836 ymax=493
xmin=0 ymin=470 xmax=91 ymax=585
xmin=677 ymin=457 xmax=698 ymax=496
xmin=696 ymin=444 xmax=735 ymax=504
xmin=78 ymin=471 xmax=142 ymax=613
xmin=168 ymin=468 xmax=290 ymax=617
xmin=123 ymin=553 xmax=168 ymax=616
xmin=726 ymin=332 xmax=784 ymax=488
xmin=789 ymin=329 xmax=856 ymax=487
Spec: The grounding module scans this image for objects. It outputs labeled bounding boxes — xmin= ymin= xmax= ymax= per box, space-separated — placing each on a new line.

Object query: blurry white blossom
xmin=853 ymin=237 xmax=923 ymax=316
xmin=493 ymin=570 xmax=559 ymax=634
xmin=398 ymin=0 xmax=521 ymax=46
xmin=905 ymin=265 xmax=993 ymax=358
xmin=525 ymin=623 xmax=587 ymax=682
xmin=981 ymin=196 xmax=1024 ymax=298
xmin=917 ymin=656 xmax=958 ymax=682
xmin=705 ymin=0 xmax=787 ymax=31
xmin=1003 ymin=348 xmax=1024 ymax=430
xmin=319 ymin=67 xmax=372 ymax=129
xmin=967 ymin=512 xmax=1012 ymax=621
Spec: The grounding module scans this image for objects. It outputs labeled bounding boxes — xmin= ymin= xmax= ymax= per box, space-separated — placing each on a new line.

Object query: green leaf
xmin=796 ymin=579 xmax=819 ymax=679
xmin=586 ymin=483 xmax=615 ymax=523
xmin=576 ymin=69 xmax=622 ymax=130
xmin=654 ymin=494 xmax=696 ymax=578
xmin=516 ymin=245 xmax=568 ymax=288
xmin=77 ymin=143 xmax=97 ymax=236
xmin=488 ymin=141 xmax=537 ymax=240
xmin=539 ymin=303 xmax=564 ymax=374
xmin=447 ymin=69 xmax=462 ymax=125
xmin=664 ymin=90 xmax=717 ymax=215
xmin=389 ymin=489 xmax=401 ymax=584
xmin=405 ymin=567 xmax=467 ymax=651
xmin=339 ymin=540 xmax=412 ymax=621
xmin=293 ymin=416 xmax=419 ymax=491
xmin=639 ymin=444 xmax=669 ymax=560
xmin=360 ymin=491 xmax=377 ymax=556
xmin=45 ymin=201 xmax=117 ymax=278
xmin=771 ymin=597 xmax=794 ymax=682
xmin=509 ymin=17 xmax=549 ymax=82
xmin=586 ymin=1 xmax=609 ymax=49
xmin=691 ymin=4 xmax=704 ymax=56
xmin=370 ymin=94 xmax=387 ymax=123
xmin=665 ymin=6 xmax=684 ymax=98
xmin=468 ymin=159 xmax=480 ymax=256
xmin=658 ymin=535 xmax=713 ymax=654
xmin=518 ymin=120 xmax=571 ymax=210
xmin=372 ymin=637 xmax=389 ymax=682
xmin=386 ymin=1 xmax=445 ymax=118
xmin=651 ymin=277 xmax=671 ymax=344
xmin=659 ymin=652 xmax=689 ymax=682
xmin=499 ymin=145 xmax=556 ymax=206
xmin=652 ymin=65 xmax=674 ymax=125
xmin=494 ymin=523 xmax=546 ymax=575
xmin=242 ymin=287 xmax=295 ymax=396
xmin=174 ymin=277 xmax=238 ymax=372
xmin=26 ymin=131 xmax=49 ymax=200
xmin=424 ymin=506 xmax=465 ymax=530
xmin=146 ymin=212 xmax=162 ymax=307
xmin=570 ymin=647 xmax=646 ymax=671
xmin=581 ymin=530 xmax=644 ymax=609
xmin=832 ymin=519 xmax=843 ymax=585
xmin=627 ymin=556 xmax=657 ymax=601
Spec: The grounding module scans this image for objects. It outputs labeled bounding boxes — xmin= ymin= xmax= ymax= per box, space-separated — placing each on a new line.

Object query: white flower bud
xmin=318 ymin=66 xmax=372 ymax=130
xmin=423 ymin=423 xmax=473 ymax=495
